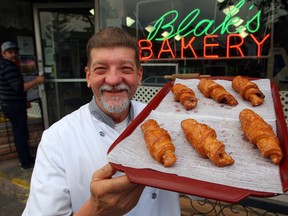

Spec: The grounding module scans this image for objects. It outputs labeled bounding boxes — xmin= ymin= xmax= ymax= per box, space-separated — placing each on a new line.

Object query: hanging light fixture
xmin=174 ymin=35 xmax=182 ymax=41
xmin=222 ymin=5 xmax=240 ymax=16
xmin=233 ymin=18 xmax=244 ymax=27
xmin=236 ymin=26 xmax=249 ymax=38
xmin=239 ymin=30 xmax=249 ymax=38
xmin=145 ymin=25 xmax=154 ymax=33
xmin=126 ymin=17 xmax=135 ymax=27
xmin=161 ymin=31 xmax=169 ymax=38
xmin=89 ymin=9 xmax=94 ymax=15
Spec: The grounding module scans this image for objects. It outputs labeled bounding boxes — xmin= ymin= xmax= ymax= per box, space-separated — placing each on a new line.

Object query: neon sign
xmin=138 ymin=0 xmax=270 ymax=60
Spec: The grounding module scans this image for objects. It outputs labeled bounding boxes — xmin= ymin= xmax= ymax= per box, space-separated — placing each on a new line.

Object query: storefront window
xmin=39 ymin=8 xmax=94 ymax=79
xmin=45 ymin=82 xmax=91 ymax=123
xmin=99 ymin=0 xmax=288 ymax=84
xmin=35 ymin=5 xmax=94 ymax=125
xmin=100 ymin=0 xmax=273 ymax=57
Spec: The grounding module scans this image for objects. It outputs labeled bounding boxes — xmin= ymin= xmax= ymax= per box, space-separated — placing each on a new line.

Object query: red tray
xmin=108 ymin=77 xmax=288 ymax=203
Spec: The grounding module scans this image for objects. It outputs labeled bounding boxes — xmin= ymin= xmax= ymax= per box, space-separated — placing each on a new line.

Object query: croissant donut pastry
xmin=239 ymin=109 xmax=283 ymax=165
xmin=140 ymin=119 xmax=176 ymax=167
xmin=181 ymin=118 xmax=234 ymax=167
xmin=232 ymin=76 xmax=265 ymax=106
xmin=198 ymin=78 xmax=238 ymax=106
xmin=171 ymin=83 xmax=198 ymax=110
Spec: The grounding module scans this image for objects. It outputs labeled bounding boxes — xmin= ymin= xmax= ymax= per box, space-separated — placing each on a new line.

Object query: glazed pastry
xmin=232 ymin=76 xmax=265 ymax=106
xmin=198 ymin=78 xmax=238 ymax=106
xmin=140 ymin=119 xmax=176 ymax=167
xmin=171 ymin=83 xmax=198 ymax=110
xmin=181 ymin=118 xmax=234 ymax=167
xmin=239 ymin=109 xmax=283 ymax=165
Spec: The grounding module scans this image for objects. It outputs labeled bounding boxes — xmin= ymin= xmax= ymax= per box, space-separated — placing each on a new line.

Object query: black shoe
xmin=19 ymin=156 xmax=36 ymax=169
xmin=21 ymin=162 xmax=34 ymax=170
xmin=30 ymin=156 xmax=36 ymax=163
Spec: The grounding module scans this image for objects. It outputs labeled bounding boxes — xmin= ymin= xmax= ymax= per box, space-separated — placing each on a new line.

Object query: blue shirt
xmin=0 ymin=58 xmax=26 ymax=103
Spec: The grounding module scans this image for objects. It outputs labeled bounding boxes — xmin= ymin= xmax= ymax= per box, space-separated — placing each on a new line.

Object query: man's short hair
xmin=86 ymin=27 xmax=140 ymax=68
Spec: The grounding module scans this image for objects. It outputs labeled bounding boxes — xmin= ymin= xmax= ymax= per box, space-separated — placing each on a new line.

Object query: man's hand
xmin=24 ymin=75 xmax=45 ymax=91
xmin=36 ymin=75 xmax=45 ymax=84
xmin=75 ymin=164 xmax=145 ymax=216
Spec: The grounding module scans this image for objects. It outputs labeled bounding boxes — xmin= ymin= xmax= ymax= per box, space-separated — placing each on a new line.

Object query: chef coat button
xmin=99 ymin=131 xmax=105 ymax=137
xmin=151 ymin=193 xmax=157 ymax=199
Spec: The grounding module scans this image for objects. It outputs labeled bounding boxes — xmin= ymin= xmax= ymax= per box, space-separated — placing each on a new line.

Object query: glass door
xmin=33 ymin=2 xmax=94 ymax=127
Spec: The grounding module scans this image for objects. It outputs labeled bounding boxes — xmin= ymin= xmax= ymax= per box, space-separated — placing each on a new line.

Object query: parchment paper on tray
xmin=108 ymin=78 xmax=284 ymax=194
xmin=156 ymin=78 xmax=276 ymax=121
xmin=107 ymin=110 xmax=283 ymax=194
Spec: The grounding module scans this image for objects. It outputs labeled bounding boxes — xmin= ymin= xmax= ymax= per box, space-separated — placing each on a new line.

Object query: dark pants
xmin=1 ymin=102 xmax=33 ymax=166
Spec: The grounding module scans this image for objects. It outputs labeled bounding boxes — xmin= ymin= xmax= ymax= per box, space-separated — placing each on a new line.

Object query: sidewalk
xmin=0 ymin=157 xmax=32 ymax=216
xmin=1 ymin=156 xmax=287 ymax=216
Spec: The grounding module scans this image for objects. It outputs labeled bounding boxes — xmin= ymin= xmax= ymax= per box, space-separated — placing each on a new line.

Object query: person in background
xmin=0 ymin=41 xmax=45 ymax=169
xmin=22 ymin=27 xmax=181 ymax=215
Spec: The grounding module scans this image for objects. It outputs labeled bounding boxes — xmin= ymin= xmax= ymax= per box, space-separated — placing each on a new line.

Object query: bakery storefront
xmin=1 ymin=0 xmax=288 ymax=214
xmin=0 ymin=0 xmax=287 ymax=126
xmin=33 ymin=0 xmax=288 ymax=126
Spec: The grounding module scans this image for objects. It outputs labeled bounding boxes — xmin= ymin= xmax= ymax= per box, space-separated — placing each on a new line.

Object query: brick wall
xmin=0 ymin=118 xmax=44 ymax=160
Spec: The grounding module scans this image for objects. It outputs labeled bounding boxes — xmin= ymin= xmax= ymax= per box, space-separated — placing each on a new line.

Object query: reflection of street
xmin=20 ymin=56 xmax=36 ymax=74
xmin=142 ymin=76 xmax=169 ymax=87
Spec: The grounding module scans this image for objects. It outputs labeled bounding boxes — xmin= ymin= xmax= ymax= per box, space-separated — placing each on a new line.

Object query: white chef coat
xmin=22 ymin=100 xmax=180 ymax=216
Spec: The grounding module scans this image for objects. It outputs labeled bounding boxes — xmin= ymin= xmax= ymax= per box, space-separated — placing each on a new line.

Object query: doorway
xmin=33 ymin=2 xmax=94 ymax=127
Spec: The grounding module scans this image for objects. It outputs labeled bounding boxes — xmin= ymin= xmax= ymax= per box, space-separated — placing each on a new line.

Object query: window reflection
xmin=45 ymin=82 xmax=92 ymax=125
xmin=39 ymin=9 xmax=94 ymax=79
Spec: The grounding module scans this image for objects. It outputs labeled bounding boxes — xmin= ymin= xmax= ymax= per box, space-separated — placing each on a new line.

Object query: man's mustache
xmin=99 ymin=83 xmax=130 ymax=93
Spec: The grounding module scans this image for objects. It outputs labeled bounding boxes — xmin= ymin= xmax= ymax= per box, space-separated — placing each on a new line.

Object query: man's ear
xmin=85 ymin=66 xmax=91 ymax=88
xmin=137 ymin=66 xmax=143 ymax=86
